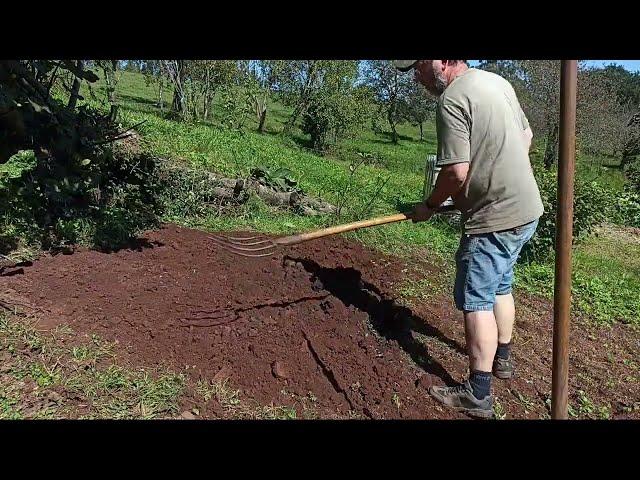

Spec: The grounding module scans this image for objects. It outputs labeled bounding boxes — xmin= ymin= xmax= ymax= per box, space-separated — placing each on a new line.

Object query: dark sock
xmin=468 ymin=370 xmax=492 ymax=399
xmin=496 ymin=342 xmax=511 ymax=360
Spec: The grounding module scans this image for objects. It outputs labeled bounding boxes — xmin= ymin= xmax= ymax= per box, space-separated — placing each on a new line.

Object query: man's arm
xmin=428 ymin=162 xmax=469 ymax=207
xmin=411 ymin=98 xmax=470 ymax=222
xmin=523 ymin=126 xmax=533 ymax=152
xmin=411 ymin=162 xmax=468 ymax=222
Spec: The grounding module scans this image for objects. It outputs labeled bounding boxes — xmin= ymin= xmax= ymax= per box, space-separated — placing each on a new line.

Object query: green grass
xmin=576 ymin=155 xmax=625 ymax=192
xmin=0 ymin=150 xmax=37 ymax=185
xmin=196 ymin=377 xmax=299 ymax=420
xmin=516 ymin=225 xmax=640 ymax=325
xmin=45 ymin=69 xmax=638 ymax=327
xmin=0 ymin=313 xmax=185 ymax=419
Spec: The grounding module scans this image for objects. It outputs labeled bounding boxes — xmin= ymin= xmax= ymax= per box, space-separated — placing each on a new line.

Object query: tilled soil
xmin=1 ymin=224 xmax=638 ymax=419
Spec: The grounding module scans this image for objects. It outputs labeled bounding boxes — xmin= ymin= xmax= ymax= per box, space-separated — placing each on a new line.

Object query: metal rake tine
xmin=208 ymin=234 xmax=273 ymax=247
xmin=208 ymin=235 xmax=275 ymax=251
xmin=208 ymin=235 xmax=277 ymax=253
xmin=209 ymin=238 xmax=278 ymax=258
xmin=228 ymin=249 xmax=278 ymax=258
xmin=215 ymin=234 xmax=263 ymax=242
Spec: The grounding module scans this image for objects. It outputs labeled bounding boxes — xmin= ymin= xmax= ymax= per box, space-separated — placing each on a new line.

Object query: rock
xmin=180 ymin=410 xmax=197 ymax=420
xmin=47 ymin=391 xmax=63 ymax=404
xmin=416 ymin=375 xmax=435 ymax=390
xmin=271 ymin=361 xmax=290 ymax=380
xmin=311 ymin=278 xmax=324 ymax=292
xmin=213 ymin=366 xmax=232 ymax=383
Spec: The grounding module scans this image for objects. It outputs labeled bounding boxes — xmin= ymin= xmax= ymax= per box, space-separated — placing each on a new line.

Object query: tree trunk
xmin=284 ymin=61 xmax=316 ymax=134
xmin=203 ymin=67 xmax=210 ymax=121
xmin=258 ymin=108 xmax=267 ymax=133
xmin=419 ymin=122 xmax=424 ymax=142
xmin=387 ymin=103 xmax=398 ymax=144
xmin=170 ymin=60 xmax=187 ymax=116
xmin=172 ymin=87 xmax=186 ymax=115
xmin=158 ymin=83 xmax=163 ymax=112
xmin=544 ymin=122 xmax=559 ymax=169
xmin=105 ymin=60 xmax=120 ymax=122
xmin=67 ymin=60 xmax=83 ymax=110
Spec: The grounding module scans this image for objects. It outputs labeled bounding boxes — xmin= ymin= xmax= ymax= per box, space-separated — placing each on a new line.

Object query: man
xmin=393 ymin=60 xmax=543 ymax=419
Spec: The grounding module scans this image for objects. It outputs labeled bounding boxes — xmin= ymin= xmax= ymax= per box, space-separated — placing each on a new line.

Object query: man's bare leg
xmin=494 ymin=293 xmax=515 ymax=344
xmin=493 ymin=293 xmax=515 ymax=378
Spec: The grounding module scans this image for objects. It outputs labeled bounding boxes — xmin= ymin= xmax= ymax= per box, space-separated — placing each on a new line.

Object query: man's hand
xmin=409 ymin=202 xmax=435 ymax=223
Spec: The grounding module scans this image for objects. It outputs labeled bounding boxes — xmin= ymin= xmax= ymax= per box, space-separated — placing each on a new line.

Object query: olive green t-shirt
xmin=436 ymin=68 xmax=544 ymax=234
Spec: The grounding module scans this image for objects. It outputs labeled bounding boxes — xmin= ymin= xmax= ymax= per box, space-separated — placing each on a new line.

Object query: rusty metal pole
xmin=551 ymin=60 xmax=578 ymax=420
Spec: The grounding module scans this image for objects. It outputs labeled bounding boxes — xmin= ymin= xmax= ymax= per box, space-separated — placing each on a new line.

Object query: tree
xmin=191 ymin=60 xmax=238 ymax=121
xmin=362 ymin=60 xmax=412 ymax=144
xmin=162 ymin=60 xmax=188 ymax=118
xmin=0 ymin=60 xmax=161 ymax=251
xmin=576 ymin=66 xmax=630 ymax=159
xmin=67 ymin=60 xmax=85 ymax=110
xmin=399 ymin=81 xmax=437 ymax=141
xmin=593 ymin=65 xmax=640 ymax=107
xmin=275 ymin=60 xmax=323 ymax=134
xmin=279 ymin=61 xmax=374 ymax=153
xmin=96 ymin=60 xmax=121 ymax=121
xmin=244 ymin=60 xmax=282 ymax=133
xmin=159 ymin=60 xmax=239 ymax=122
xmin=141 ymin=60 xmax=167 ymax=111
xmin=271 ymin=60 xmax=374 ymax=149
xmin=590 ymin=65 xmax=640 ymax=168
xmin=477 ymin=60 xmax=629 ymax=169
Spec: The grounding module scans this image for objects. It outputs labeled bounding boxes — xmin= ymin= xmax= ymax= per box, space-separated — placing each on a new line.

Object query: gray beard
xmin=434 ymin=71 xmax=448 ymax=95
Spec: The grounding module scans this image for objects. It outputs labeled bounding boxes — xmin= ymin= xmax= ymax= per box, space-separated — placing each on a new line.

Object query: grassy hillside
xmin=62 ymin=70 xmax=638 ymax=326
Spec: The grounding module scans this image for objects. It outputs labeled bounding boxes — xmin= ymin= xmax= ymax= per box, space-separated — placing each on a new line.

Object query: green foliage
xmin=299 ymin=62 xmax=374 ymax=153
xmin=250 ymin=166 xmax=299 ymax=193
xmin=523 ymin=165 xmax=615 ymax=260
xmin=218 ymin=84 xmax=251 ymax=130
xmin=624 ymin=156 xmax=640 ymax=193
xmin=0 ymin=138 xmax=163 ymax=252
xmin=610 ymin=190 xmax=640 ymax=228
xmin=572 ymin=269 xmax=640 ymax=325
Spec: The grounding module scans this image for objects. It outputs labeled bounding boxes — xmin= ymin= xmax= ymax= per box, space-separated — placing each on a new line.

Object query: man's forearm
xmin=524 ymin=127 xmax=533 ymax=152
xmin=425 ymin=163 xmax=468 ymax=208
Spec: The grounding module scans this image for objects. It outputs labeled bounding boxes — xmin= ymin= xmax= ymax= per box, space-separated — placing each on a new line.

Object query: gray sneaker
xmin=428 ymin=380 xmax=493 ymax=419
xmin=493 ymin=357 xmax=514 ymax=379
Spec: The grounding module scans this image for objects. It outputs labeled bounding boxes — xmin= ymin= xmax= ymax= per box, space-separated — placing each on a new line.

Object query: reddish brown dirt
xmin=1 ymin=224 xmax=638 ymax=419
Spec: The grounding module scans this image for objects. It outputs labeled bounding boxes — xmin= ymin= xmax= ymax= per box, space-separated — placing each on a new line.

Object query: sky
xmin=468 ymin=60 xmax=640 ymax=72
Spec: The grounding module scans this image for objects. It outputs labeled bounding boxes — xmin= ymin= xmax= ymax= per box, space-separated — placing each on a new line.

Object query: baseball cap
xmin=392 ymin=60 xmax=419 ymax=72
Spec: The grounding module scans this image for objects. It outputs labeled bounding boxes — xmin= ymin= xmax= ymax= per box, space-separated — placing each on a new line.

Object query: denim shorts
xmin=454 ymin=219 xmax=539 ymax=312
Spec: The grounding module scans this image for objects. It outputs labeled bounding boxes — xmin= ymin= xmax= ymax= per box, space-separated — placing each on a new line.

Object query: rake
xmin=209 ymin=204 xmax=457 ymax=257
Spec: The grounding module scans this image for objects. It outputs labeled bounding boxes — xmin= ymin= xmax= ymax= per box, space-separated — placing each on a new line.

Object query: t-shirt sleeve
xmin=436 ymin=99 xmax=471 ymax=166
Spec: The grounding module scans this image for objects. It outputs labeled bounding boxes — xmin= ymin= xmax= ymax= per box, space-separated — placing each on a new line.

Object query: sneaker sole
xmin=442 ymin=404 xmax=494 ymax=419
xmin=493 ymin=370 xmax=513 ymax=380
xmin=428 ymin=390 xmax=494 ymax=419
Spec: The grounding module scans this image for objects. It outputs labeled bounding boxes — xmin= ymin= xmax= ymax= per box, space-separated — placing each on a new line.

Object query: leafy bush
xmin=1 ymin=143 xmax=163 ymax=252
xmin=624 ymin=156 xmax=640 ymax=194
xmin=250 ymin=166 xmax=299 ymax=193
xmin=523 ymin=167 xmax=615 ymax=260
xmin=301 ymin=86 xmax=374 ymax=154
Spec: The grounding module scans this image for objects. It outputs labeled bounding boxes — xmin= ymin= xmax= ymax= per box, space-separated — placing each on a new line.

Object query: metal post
xmin=551 ymin=60 xmax=577 ymax=420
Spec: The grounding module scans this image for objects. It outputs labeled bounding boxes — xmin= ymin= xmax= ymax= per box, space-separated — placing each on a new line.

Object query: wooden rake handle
xmin=275 ymin=204 xmax=457 ymax=246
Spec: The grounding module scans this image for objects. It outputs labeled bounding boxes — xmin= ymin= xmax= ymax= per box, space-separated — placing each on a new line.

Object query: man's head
xmin=393 ymin=60 xmax=468 ymax=96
